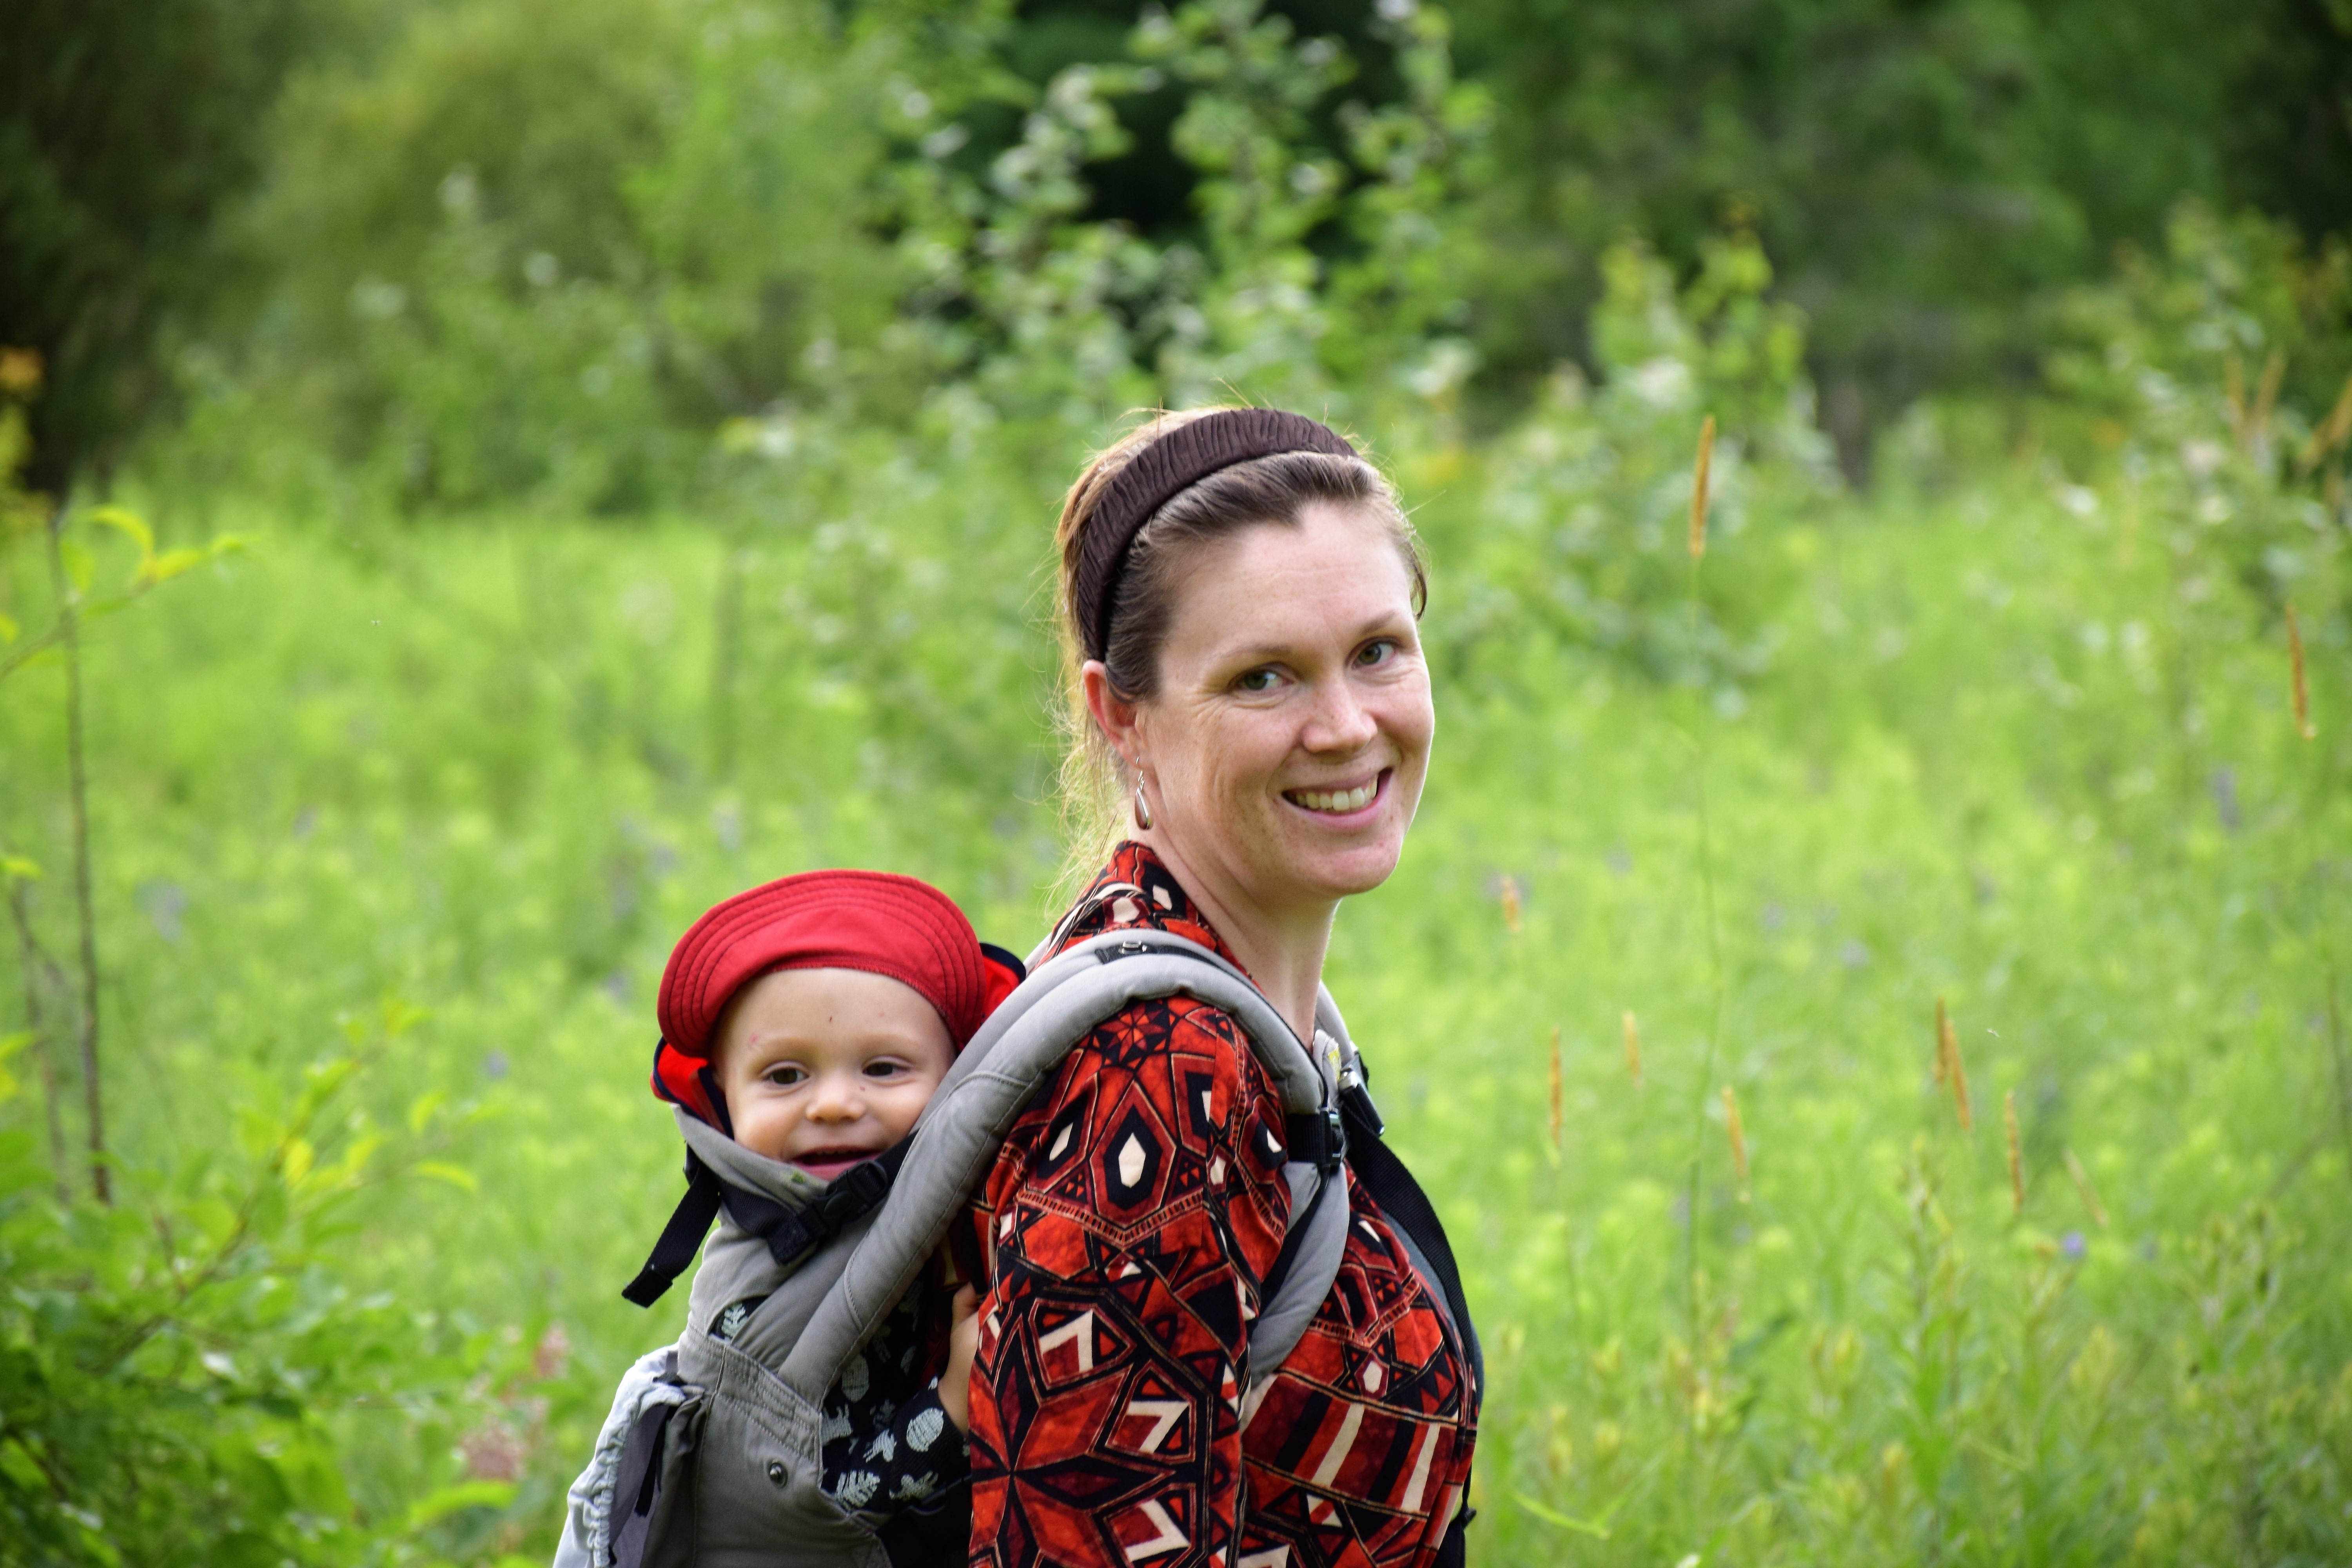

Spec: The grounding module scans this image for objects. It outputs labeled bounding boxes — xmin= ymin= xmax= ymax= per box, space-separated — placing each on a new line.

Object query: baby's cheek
xmin=732 ymin=1102 xmax=799 ymax=1164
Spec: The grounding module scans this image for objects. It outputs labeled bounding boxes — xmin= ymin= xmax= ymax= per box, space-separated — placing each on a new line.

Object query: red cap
xmin=648 ymin=870 xmax=1023 ymax=1127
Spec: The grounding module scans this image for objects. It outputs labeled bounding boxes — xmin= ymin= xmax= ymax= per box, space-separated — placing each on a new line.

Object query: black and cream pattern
xmin=814 ymin=1281 xmax=970 ymax=1513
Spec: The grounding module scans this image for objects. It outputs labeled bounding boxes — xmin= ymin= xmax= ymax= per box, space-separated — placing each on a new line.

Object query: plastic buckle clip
xmin=1319 ymin=1105 xmax=1347 ymax=1173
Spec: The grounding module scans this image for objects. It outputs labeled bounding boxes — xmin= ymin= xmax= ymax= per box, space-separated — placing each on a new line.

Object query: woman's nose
xmin=1301 ymin=679 xmax=1380 ymax=753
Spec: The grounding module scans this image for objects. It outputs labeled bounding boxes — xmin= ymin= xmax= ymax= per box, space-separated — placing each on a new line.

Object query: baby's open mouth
xmin=791 ymin=1146 xmax=882 ymax=1179
xmin=1284 ymin=770 xmax=1387 ymax=816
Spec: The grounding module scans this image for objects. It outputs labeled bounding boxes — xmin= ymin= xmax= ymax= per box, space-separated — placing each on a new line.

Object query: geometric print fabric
xmin=967 ymin=844 xmax=1477 ymax=1568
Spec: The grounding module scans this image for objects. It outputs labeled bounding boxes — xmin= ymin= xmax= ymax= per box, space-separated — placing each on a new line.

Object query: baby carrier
xmin=556 ymin=926 xmax=1481 ymax=1568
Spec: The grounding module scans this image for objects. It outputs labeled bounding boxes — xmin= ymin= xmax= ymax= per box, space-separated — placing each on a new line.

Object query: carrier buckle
xmin=822 ymin=1156 xmax=895 ymax=1224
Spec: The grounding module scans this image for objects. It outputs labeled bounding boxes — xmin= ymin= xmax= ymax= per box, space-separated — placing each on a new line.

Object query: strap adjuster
xmin=1284 ymin=1107 xmax=1347 ymax=1174
xmin=822 ymin=1156 xmax=895 ymax=1223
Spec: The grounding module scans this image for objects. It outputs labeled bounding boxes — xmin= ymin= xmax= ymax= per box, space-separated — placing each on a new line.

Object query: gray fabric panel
xmin=1245 ymin=1163 xmax=1351 ymax=1379
xmin=777 ymin=933 xmax=1327 ymax=1401
xmin=679 ymin=1111 xmax=827 ymax=1207
xmin=702 ymin=1209 xmax=881 ymax=1372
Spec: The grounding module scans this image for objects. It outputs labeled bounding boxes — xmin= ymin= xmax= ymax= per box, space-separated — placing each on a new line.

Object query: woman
xmin=964 ymin=408 xmax=1478 ymax=1568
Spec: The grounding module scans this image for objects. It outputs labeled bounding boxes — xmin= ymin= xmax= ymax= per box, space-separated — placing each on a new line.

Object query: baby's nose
xmin=806 ymin=1077 xmax=864 ymax=1118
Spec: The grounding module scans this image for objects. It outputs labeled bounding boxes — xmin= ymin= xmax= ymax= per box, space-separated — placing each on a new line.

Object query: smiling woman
xmin=960 ymin=409 xmax=1478 ymax=1568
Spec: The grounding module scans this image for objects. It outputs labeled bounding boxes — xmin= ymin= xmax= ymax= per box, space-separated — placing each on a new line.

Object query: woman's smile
xmin=1282 ymin=768 xmax=1389 ymax=820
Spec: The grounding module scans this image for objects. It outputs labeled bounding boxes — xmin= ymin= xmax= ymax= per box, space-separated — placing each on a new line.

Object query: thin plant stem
xmin=45 ymin=513 xmax=107 ymax=1205
xmin=1682 ymin=552 xmax=1726 ymax=1345
xmin=1679 ymin=427 xmax=1728 ymax=1524
xmin=9 ymin=880 xmax=72 ymax=1202
xmin=709 ymin=539 xmax=749 ymax=781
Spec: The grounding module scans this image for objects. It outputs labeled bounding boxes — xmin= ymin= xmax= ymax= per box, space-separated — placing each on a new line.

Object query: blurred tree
xmin=0 ymin=0 xmax=314 ymax=494
xmin=1445 ymin=0 xmax=2352 ymax=467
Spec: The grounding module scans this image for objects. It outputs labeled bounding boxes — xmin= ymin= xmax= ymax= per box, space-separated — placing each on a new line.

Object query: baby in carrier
xmin=558 ymin=869 xmax=1021 ymax=1563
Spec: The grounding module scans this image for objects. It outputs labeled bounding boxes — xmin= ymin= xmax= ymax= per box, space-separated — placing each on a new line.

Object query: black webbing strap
xmin=620 ymin=1138 xmax=914 ymax=1308
xmin=1256 ymin=1163 xmax=1332 ymax=1305
xmin=622 ymin=1153 xmax=726 ymax=1307
xmin=1284 ymin=1107 xmax=1347 ymax=1174
xmin=1339 ymin=1080 xmax=1481 ymax=1554
xmin=1258 ymin=1105 xmax=1347 ymax=1303
xmin=608 ymin=1395 xmax=679 ymax=1567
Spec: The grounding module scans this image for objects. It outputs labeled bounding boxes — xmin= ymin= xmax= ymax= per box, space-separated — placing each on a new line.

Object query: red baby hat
xmin=648 ymin=869 xmax=1023 ymax=1127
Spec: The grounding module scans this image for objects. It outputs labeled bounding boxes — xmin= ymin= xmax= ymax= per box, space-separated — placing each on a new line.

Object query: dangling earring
xmin=1132 ymin=779 xmax=1154 ymax=831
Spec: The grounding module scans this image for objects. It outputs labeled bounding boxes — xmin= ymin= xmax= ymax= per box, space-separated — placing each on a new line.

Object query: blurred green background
xmin=2 ymin=2 xmax=2349 ymax=1564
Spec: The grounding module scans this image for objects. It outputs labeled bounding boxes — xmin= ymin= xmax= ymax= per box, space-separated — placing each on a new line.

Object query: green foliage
xmin=8 ymin=4 xmax=2352 ymax=1562
xmin=1445 ymin=0 xmax=2352 ymax=454
xmin=0 ymin=0 xmax=317 ymax=490
xmin=11 ymin=207 xmax=2352 ymax=1560
xmin=0 ymin=1004 xmax=511 ymax=1568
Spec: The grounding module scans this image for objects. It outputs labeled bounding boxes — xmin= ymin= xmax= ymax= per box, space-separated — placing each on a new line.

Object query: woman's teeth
xmin=1290 ymin=782 xmax=1377 ymax=813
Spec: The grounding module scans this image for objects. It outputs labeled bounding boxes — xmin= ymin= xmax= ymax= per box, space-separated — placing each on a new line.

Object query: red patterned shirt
xmin=967 ymin=844 xmax=1476 ymax=1568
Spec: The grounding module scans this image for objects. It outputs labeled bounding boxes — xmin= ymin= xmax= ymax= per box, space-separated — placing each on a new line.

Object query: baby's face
xmin=711 ymin=967 xmax=955 ymax=1180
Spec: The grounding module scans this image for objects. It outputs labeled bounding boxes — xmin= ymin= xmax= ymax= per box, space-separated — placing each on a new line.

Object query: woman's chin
xmin=1272 ymin=822 xmax=1408 ymax=900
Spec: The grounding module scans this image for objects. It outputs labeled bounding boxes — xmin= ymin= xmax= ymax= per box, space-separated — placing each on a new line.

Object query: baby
xmin=642 ymin=869 xmax=1017 ymax=1516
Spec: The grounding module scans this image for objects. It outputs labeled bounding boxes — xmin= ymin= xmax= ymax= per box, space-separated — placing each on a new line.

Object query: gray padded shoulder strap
xmin=775 ymin=931 xmax=1339 ymax=1400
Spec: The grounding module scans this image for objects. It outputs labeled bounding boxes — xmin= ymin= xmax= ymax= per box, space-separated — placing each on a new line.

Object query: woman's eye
xmin=1356 ymin=639 xmax=1396 ymax=667
xmin=1235 ymin=668 xmax=1281 ymax=693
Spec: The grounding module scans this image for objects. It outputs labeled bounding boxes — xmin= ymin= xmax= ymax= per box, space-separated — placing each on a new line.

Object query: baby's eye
xmin=863 ymin=1060 xmax=909 ymax=1080
xmin=763 ymin=1063 xmax=809 ymax=1088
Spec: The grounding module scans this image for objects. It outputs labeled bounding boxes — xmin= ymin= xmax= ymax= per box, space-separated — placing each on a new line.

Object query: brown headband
xmin=1075 ymin=408 xmax=1360 ymax=662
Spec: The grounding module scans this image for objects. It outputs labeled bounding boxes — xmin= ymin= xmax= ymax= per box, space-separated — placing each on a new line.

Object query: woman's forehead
xmin=1170 ymin=506 xmax=1417 ymax=648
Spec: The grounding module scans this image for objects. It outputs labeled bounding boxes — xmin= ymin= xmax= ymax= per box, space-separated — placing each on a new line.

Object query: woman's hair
xmin=1051 ymin=406 xmax=1428 ymax=872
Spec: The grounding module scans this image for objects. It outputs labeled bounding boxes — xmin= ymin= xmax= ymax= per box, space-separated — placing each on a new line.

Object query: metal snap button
xmin=766 ymin=1460 xmax=787 ymax=1486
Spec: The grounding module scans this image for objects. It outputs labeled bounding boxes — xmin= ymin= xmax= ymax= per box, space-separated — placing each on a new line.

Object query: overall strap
xmin=1316 ymin=992 xmax=1482 ymax=1566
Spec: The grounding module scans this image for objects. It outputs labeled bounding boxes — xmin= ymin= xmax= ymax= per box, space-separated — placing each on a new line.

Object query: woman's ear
xmin=1080 ymin=660 xmax=1144 ymax=771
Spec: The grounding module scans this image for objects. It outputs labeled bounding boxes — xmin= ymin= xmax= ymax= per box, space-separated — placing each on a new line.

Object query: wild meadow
xmin=5 ymin=2 xmax=2352 ymax=1564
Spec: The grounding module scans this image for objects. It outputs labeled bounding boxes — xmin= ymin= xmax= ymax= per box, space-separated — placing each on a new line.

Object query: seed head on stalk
xmin=1934 ymin=997 xmax=1954 ymax=1086
xmin=1944 ymin=1011 xmax=1975 ymax=1133
xmin=2004 ymin=1090 xmax=2025 ymax=1215
xmin=1499 ymin=875 xmax=1523 ymax=935
xmin=1722 ymin=1085 xmax=1749 ymax=1198
xmin=1622 ymin=1010 xmax=1644 ymax=1088
xmin=2288 ymin=603 xmax=2316 ymax=740
xmin=1689 ymin=414 xmax=1717 ymax=560
xmin=2064 ymin=1147 xmax=2109 ymax=1228
xmin=1548 ymin=1026 xmax=1564 ymax=1156
xmin=2296 ymin=370 xmax=2352 ymax=472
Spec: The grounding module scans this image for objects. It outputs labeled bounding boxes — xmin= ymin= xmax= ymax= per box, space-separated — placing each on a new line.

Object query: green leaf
xmin=381 ymin=996 xmax=430 ymax=1038
xmin=1514 ymin=1493 xmax=1613 ymax=1538
xmin=143 ymin=547 xmax=205 ymax=584
xmin=86 ymin=505 xmax=154 ymax=555
xmin=402 ymin=1478 xmax=515 ymax=1531
xmin=0 ymin=853 xmax=39 ymax=880
xmin=0 ymin=1031 xmax=27 ymax=1103
xmin=407 ymin=1091 xmax=447 ymax=1135
xmin=0 ymin=609 xmax=15 ymax=643
xmin=58 ymin=537 xmax=94 ymax=593
xmin=414 ymin=1160 xmax=478 ymax=1192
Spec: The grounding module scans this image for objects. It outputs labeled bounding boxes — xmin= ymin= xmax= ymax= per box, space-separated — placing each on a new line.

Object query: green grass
xmin=4 ymin=394 xmax=2348 ymax=1564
